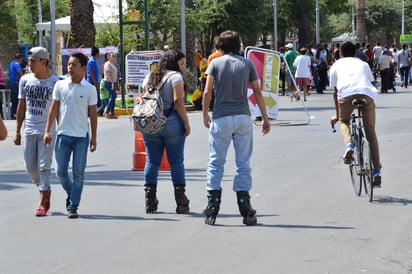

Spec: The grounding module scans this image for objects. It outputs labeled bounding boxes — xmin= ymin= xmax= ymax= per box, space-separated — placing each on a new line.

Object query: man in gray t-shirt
xmin=202 ymin=31 xmax=270 ymax=226
xmin=14 ymin=47 xmax=59 ymax=217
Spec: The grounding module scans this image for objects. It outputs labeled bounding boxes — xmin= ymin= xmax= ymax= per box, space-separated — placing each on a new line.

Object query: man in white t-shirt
xmin=330 ymin=41 xmax=382 ymax=187
xmin=14 ymin=47 xmax=59 ymax=217
xmin=44 ymin=52 xmax=98 ymax=219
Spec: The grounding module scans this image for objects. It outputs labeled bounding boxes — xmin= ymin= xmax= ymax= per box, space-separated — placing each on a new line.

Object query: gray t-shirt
xmin=18 ymin=73 xmax=59 ymax=135
xmin=206 ymin=54 xmax=258 ymax=119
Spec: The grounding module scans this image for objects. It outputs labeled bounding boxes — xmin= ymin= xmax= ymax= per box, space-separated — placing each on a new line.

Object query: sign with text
xmin=125 ymin=50 xmax=164 ymax=93
xmin=245 ymin=47 xmax=280 ymax=119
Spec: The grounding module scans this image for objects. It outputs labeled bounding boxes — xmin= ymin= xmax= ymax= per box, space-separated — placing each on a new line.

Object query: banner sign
xmin=125 ymin=50 xmax=164 ymax=93
xmin=400 ymin=34 xmax=412 ymax=44
xmin=245 ymin=47 xmax=281 ymax=119
xmin=61 ymin=46 xmax=118 ymax=76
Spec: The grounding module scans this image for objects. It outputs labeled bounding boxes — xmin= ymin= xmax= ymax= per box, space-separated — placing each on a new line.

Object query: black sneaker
xmin=68 ymin=208 xmax=79 ymax=219
xmin=66 ymin=196 xmax=70 ymax=210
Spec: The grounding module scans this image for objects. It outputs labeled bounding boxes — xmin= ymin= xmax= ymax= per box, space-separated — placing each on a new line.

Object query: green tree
xmin=14 ymin=0 xmax=69 ymax=45
xmin=0 ymin=0 xmax=20 ymax=70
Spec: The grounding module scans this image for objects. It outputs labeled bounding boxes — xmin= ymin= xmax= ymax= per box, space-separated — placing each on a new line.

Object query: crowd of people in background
xmin=278 ymin=41 xmax=412 ymax=97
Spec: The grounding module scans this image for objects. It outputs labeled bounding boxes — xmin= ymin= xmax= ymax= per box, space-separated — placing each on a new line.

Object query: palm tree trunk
xmin=68 ymin=0 xmax=96 ymax=48
xmin=356 ymin=0 xmax=366 ymax=43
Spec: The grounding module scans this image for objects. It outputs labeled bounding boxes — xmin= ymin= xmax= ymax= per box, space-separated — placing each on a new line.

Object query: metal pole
xmin=50 ymin=0 xmax=56 ymax=75
xmin=273 ymin=0 xmax=277 ymax=50
xmin=401 ymin=0 xmax=405 ymax=35
xmin=351 ymin=0 xmax=355 ymax=38
xmin=119 ymin=0 xmax=125 ymax=107
xmin=38 ymin=0 xmax=42 ymax=46
xmin=180 ymin=0 xmax=186 ymax=56
xmin=315 ymin=0 xmax=320 ymax=44
xmin=144 ymin=0 xmax=149 ymax=49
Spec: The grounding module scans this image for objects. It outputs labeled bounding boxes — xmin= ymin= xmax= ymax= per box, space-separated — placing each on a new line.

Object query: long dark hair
xmin=148 ymin=49 xmax=185 ymax=87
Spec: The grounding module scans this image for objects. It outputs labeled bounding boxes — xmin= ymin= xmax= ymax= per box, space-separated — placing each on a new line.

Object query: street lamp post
xmin=273 ymin=0 xmax=277 ymax=50
xmin=401 ymin=0 xmax=405 ymax=35
xmin=316 ymin=0 xmax=320 ymax=44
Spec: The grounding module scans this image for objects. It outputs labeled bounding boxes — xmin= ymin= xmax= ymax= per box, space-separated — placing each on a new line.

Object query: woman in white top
xmin=103 ymin=52 xmax=118 ymax=119
xmin=293 ymin=47 xmax=312 ymax=98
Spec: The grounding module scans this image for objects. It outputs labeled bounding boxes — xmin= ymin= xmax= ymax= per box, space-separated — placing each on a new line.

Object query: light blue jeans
xmin=55 ymin=134 xmax=89 ymax=210
xmin=142 ymin=111 xmax=186 ymax=185
xmin=23 ymin=134 xmax=55 ymax=191
xmin=207 ymin=115 xmax=253 ymax=192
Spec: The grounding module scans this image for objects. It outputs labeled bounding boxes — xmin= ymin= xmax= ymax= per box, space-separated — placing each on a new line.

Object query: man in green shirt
xmin=283 ymin=43 xmax=299 ymax=95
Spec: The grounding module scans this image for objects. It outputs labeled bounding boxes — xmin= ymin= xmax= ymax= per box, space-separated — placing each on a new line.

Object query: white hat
xmin=28 ymin=47 xmax=49 ymax=60
xmin=285 ymin=43 xmax=294 ymax=49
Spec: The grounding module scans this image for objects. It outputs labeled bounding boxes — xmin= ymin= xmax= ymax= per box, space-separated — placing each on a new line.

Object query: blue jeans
xmin=97 ymin=98 xmax=108 ymax=115
xmin=55 ymin=134 xmax=89 ymax=210
xmin=105 ymin=80 xmax=117 ymax=114
xmin=400 ymin=66 xmax=410 ymax=86
xmin=207 ymin=115 xmax=253 ymax=192
xmin=9 ymin=82 xmax=18 ymax=118
xmin=142 ymin=111 xmax=186 ymax=185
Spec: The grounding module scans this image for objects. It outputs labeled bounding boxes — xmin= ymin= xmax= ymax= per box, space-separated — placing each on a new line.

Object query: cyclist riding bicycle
xmin=329 ymin=41 xmax=382 ymax=187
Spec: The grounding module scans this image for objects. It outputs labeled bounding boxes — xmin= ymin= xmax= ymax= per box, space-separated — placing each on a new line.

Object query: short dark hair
xmin=70 ymin=52 xmax=88 ymax=67
xmin=15 ymin=53 xmax=23 ymax=59
xmin=91 ymin=46 xmax=99 ymax=57
xmin=340 ymin=41 xmax=357 ymax=57
xmin=216 ymin=30 xmax=241 ymax=54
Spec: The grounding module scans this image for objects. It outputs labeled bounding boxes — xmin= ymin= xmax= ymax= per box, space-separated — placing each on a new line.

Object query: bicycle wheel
xmin=362 ymin=139 xmax=373 ymax=202
xmin=349 ymin=135 xmax=362 ymax=196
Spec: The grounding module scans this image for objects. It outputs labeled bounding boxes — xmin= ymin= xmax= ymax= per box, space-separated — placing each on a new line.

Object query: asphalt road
xmin=1 ymin=85 xmax=411 ymax=274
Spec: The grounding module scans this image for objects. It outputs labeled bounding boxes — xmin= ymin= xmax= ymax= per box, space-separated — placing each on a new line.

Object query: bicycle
xmin=333 ymin=97 xmax=374 ymax=202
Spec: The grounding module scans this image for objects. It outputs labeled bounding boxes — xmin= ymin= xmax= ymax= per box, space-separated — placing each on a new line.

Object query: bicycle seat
xmin=351 ymin=98 xmax=367 ymax=106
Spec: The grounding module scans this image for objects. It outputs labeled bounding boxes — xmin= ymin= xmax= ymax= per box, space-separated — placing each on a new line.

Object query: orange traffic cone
xmin=132 ymin=131 xmax=146 ymax=171
xmin=132 ymin=131 xmax=170 ymax=171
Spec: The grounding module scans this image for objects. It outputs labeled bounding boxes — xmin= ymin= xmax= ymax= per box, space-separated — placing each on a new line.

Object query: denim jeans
xmin=400 ymin=66 xmax=410 ymax=86
xmin=97 ymin=98 xmax=108 ymax=115
xmin=142 ymin=111 xmax=186 ymax=185
xmin=207 ymin=115 xmax=253 ymax=192
xmin=105 ymin=80 xmax=117 ymax=114
xmin=9 ymin=82 xmax=18 ymax=118
xmin=23 ymin=134 xmax=55 ymax=191
xmin=55 ymin=133 xmax=89 ymax=210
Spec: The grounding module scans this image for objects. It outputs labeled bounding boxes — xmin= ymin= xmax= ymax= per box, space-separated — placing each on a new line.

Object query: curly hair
xmin=148 ymin=49 xmax=185 ymax=87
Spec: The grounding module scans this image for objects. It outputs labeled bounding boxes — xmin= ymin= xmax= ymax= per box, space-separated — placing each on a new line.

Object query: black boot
xmin=236 ymin=191 xmax=257 ymax=226
xmin=174 ymin=185 xmax=190 ymax=214
xmin=145 ymin=185 xmax=158 ymax=213
xmin=203 ymin=190 xmax=222 ymax=225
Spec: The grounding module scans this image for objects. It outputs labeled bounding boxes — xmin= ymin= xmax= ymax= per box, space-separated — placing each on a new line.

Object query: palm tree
xmin=68 ymin=0 xmax=96 ymax=47
xmin=356 ymin=0 xmax=366 ymax=43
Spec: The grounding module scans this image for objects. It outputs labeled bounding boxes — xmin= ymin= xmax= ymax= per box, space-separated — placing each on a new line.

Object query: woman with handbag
xmin=141 ymin=49 xmax=191 ymax=214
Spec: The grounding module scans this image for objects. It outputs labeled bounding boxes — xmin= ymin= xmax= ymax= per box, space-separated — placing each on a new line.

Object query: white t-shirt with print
xmin=18 ymin=73 xmax=59 ymax=135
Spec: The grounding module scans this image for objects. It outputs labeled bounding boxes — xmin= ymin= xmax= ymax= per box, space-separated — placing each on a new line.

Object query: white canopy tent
xmin=35 ymin=0 xmax=126 ymax=32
